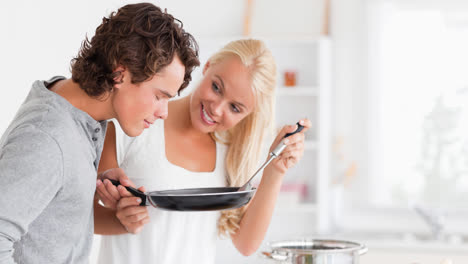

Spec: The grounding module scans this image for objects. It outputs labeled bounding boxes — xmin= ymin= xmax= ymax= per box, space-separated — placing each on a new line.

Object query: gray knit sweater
xmin=0 ymin=76 xmax=107 ymax=264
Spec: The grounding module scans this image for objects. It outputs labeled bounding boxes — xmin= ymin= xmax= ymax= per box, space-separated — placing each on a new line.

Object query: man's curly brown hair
xmin=71 ymin=3 xmax=199 ymax=98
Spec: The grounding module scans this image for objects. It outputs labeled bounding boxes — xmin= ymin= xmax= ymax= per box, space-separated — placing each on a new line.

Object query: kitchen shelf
xmin=277 ymin=86 xmax=319 ymax=96
xmin=271 ymin=36 xmax=331 ymax=233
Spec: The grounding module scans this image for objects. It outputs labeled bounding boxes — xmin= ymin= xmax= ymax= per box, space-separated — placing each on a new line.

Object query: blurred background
xmin=2 ymin=0 xmax=468 ymax=263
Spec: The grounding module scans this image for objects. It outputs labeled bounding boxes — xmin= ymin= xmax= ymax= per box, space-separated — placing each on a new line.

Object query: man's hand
xmin=96 ymin=168 xmax=135 ymax=210
xmin=115 ymin=185 xmax=150 ymax=234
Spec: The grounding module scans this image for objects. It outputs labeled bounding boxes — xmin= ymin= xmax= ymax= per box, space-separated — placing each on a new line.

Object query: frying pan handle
xmin=284 ymin=122 xmax=304 ymax=138
xmin=107 ymin=179 xmax=147 ymax=206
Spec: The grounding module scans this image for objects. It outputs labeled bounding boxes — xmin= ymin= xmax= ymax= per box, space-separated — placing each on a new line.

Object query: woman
xmin=94 ymin=39 xmax=310 ymax=263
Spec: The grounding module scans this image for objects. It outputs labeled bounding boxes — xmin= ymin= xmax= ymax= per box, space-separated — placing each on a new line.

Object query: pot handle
xmin=261 ymin=251 xmax=288 ymax=261
xmin=107 ymin=179 xmax=147 ymax=206
xmin=358 ymin=245 xmax=368 ymax=255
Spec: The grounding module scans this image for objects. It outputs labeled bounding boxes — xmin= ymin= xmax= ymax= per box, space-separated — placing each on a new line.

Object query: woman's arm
xmin=230 ymin=165 xmax=284 ymax=256
xmin=94 ymin=122 xmax=126 ymax=234
xmin=230 ymin=119 xmax=311 ymax=256
xmin=94 ymin=122 xmax=149 ymax=235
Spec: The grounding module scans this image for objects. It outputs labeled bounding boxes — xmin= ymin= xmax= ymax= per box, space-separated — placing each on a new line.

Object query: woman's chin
xmin=193 ymin=119 xmax=216 ymax=133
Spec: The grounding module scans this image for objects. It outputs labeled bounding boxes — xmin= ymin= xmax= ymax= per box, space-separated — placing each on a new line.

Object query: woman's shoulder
xmin=216 ymin=140 xmax=229 ymax=153
xmin=111 ymin=119 xmax=165 ymax=161
xmin=215 ymin=140 xmax=229 ymax=171
xmin=112 ymin=119 xmax=164 ymax=141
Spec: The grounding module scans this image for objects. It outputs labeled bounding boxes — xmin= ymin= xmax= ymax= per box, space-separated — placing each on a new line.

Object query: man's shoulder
xmin=14 ymin=101 xmax=74 ymax=134
xmin=2 ymin=101 xmax=77 ymax=151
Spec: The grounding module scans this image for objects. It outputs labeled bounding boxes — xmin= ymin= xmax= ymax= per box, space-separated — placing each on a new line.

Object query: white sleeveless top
xmin=97 ymin=120 xmax=228 ymax=264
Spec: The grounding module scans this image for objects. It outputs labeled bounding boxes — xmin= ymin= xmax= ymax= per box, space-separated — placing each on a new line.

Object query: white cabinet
xmin=194 ymin=36 xmax=332 ymax=234
xmin=267 ymin=37 xmax=332 ymax=234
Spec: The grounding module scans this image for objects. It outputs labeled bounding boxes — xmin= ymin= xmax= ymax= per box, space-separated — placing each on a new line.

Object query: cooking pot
xmin=262 ymin=239 xmax=367 ymax=264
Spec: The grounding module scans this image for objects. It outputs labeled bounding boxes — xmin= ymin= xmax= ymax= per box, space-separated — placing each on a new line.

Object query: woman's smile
xmin=200 ymin=104 xmax=216 ymax=125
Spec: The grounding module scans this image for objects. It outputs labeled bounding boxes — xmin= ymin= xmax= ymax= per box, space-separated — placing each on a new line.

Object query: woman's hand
xmin=115 ymin=185 xmax=150 ymax=234
xmin=268 ymin=119 xmax=311 ymax=174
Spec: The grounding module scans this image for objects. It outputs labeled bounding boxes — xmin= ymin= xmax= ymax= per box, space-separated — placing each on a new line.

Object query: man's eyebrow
xmin=159 ymin=89 xmax=176 ymax=99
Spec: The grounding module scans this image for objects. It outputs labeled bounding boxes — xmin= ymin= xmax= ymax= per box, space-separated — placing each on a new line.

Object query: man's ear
xmin=112 ymin=66 xmax=126 ymax=87
xmin=202 ymin=61 xmax=210 ymax=75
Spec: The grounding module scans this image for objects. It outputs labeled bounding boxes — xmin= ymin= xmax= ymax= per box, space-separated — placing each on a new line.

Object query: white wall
xmin=0 ymin=0 xmax=324 ymax=133
xmin=329 ymin=0 xmax=370 ymax=206
xmin=0 ymin=0 xmax=238 ymax=133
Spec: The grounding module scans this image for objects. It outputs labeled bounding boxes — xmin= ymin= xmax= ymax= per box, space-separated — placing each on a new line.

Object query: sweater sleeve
xmin=0 ymin=125 xmax=62 ymax=263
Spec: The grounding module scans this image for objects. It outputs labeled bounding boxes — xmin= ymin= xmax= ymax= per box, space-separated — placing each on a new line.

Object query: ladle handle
xmin=271 ymin=122 xmax=305 ymax=157
xmin=284 ymin=122 xmax=305 ymax=138
xmin=107 ymin=179 xmax=147 ymax=206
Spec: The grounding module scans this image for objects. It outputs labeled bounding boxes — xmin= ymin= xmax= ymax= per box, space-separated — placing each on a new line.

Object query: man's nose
xmin=154 ymin=100 xmax=168 ymax=120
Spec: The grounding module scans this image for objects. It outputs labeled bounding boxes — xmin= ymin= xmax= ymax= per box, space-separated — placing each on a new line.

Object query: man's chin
xmin=122 ymin=126 xmax=142 ymax=137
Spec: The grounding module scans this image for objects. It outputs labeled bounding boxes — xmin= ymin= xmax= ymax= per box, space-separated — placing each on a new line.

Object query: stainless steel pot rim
xmin=268 ymin=239 xmax=366 ymax=255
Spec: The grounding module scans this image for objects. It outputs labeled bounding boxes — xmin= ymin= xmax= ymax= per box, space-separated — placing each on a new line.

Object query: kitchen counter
xmin=323 ymin=232 xmax=468 ymax=264
xmin=327 ymin=232 xmax=468 ymax=253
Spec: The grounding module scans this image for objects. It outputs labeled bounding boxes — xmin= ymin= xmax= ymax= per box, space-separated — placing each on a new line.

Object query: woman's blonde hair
xmin=208 ymin=39 xmax=277 ymax=236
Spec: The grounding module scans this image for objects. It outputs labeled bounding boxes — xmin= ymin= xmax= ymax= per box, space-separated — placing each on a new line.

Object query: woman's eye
xmin=231 ymin=104 xmax=240 ymax=113
xmin=155 ymin=95 xmax=160 ymax=101
xmin=212 ymin=82 xmax=220 ymax=93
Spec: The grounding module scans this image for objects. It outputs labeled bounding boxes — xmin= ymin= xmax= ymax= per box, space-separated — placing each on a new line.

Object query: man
xmin=0 ymin=3 xmax=199 ymax=263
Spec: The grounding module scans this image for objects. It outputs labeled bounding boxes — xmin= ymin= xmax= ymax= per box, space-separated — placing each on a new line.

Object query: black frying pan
xmin=108 ymin=122 xmax=304 ymax=211
xmin=107 ymin=181 xmax=255 ymax=211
